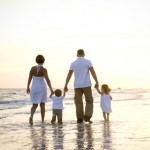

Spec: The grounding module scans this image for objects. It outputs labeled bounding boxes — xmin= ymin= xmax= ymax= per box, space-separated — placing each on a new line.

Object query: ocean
xmin=0 ymin=88 xmax=150 ymax=150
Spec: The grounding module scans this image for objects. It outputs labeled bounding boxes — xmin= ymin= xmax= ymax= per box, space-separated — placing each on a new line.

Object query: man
xmin=64 ymin=49 xmax=99 ymax=123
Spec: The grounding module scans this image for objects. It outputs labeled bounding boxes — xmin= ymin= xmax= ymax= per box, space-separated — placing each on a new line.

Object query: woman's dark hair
xmin=36 ymin=55 xmax=45 ymax=64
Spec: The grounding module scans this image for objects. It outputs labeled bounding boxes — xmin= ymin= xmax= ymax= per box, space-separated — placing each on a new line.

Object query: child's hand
xmin=95 ymin=87 xmax=102 ymax=95
xmin=94 ymin=84 xmax=98 ymax=89
xmin=49 ymin=92 xmax=54 ymax=98
xmin=63 ymin=90 xmax=66 ymax=97
xmin=110 ymin=95 xmax=112 ymax=100
xmin=64 ymin=86 xmax=68 ymax=92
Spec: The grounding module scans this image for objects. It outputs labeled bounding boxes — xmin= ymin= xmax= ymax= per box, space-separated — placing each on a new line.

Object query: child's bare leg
xmin=30 ymin=104 xmax=38 ymax=125
xmin=40 ymin=103 xmax=45 ymax=123
xmin=107 ymin=113 xmax=110 ymax=121
xmin=103 ymin=112 xmax=107 ymax=121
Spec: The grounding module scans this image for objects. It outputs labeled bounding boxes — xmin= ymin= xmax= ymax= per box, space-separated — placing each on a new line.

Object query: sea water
xmin=0 ymin=88 xmax=150 ymax=150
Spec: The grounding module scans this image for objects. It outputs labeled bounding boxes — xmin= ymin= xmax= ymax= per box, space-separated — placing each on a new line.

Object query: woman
xmin=26 ymin=55 xmax=54 ymax=125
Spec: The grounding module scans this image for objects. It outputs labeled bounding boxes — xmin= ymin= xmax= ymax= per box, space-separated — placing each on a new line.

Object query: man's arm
xmin=89 ymin=67 xmax=99 ymax=88
xmin=64 ymin=70 xmax=73 ymax=92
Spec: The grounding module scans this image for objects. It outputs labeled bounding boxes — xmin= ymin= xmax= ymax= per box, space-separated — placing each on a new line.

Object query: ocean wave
xmin=0 ymin=89 xmax=150 ymax=112
xmin=0 ymin=99 xmax=30 ymax=111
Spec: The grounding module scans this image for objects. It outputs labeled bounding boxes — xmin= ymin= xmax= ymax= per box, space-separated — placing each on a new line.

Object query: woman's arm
xmin=43 ymin=69 xmax=54 ymax=94
xmin=26 ymin=68 xmax=32 ymax=94
xmin=49 ymin=93 xmax=53 ymax=98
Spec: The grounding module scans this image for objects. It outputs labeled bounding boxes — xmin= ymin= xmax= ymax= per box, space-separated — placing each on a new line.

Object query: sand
xmin=1 ymin=97 xmax=150 ymax=150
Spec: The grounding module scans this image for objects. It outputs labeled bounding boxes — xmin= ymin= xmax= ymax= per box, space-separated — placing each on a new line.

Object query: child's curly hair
xmin=55 ymin=89 xmax=62 ymax=97
xmin=101 ymin=84 xmax=111 ymax=94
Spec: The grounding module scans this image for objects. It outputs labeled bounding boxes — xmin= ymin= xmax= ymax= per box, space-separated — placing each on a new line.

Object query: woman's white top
xmin=30 ymin=76 xmax=47 ymax=104
xmin=30 ymin=65 xmax=47 ymax=104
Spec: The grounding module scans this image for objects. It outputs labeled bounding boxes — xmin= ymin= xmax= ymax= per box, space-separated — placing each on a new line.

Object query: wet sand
xmin=0 ymin=97 xmax=150 ymax=150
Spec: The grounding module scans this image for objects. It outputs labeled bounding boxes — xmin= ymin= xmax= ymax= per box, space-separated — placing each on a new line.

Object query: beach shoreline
xmin=1 ymin=90 xmax=150 ymax=150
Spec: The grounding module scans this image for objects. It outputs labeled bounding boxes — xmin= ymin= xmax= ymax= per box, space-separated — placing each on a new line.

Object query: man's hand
xmin=64 ymin=86 xmax=68 ymax=92
xmin=94 ymin=83 xmax=99 ymax=89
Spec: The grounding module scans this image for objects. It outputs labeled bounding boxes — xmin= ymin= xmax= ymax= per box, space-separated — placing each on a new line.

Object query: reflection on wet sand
xmin=101 ymin=121 xmax=112 ymax=149
xmin=52 ymin=124 xmax=64 ymax=150
xmin=1 ymin=90 xmax=150 ymax=150
xmin=29 ymin=121 xmax=113 ymax=150
xmin=30 ymin=125 xmax=48 ymax=150
xmin=76 ymin=123 xmax=94 ymax=149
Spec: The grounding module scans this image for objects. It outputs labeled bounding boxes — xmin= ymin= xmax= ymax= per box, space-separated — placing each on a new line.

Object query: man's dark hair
xmin=77 ymin=49 xmax=85 ymax=55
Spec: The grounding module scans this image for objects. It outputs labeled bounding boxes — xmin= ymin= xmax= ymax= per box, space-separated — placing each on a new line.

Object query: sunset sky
xmin=0 ymin=0 xmax=150 ymax=89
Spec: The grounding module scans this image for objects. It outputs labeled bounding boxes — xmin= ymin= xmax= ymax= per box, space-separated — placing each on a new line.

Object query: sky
xmin=0 ymin=0 xmax=150 ymax=89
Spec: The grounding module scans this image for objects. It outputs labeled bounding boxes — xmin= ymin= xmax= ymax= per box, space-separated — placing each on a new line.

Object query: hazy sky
xmin=0 ymin=0 xmax=150 ymax=89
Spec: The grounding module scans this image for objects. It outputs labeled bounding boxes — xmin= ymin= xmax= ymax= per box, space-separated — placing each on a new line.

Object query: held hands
xmin=49 ymin=93 xmax=54 ymax=98
xmin=94 ymin=83 xmax=102 ymax=94
xmin=64 ymin=86 xmax=68 ymax=92
xmin=63 ymin=90 xmax=66 ymax=97
xmin=94 ymin=83 xmax=99 ymax=89
xmin=49 ymin=91 xmax=54 ymax=98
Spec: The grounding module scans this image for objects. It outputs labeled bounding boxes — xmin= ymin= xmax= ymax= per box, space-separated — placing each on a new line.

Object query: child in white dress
xmin=95 ymin=84 xmax=112 ymax=121
xmin=50 ymin=89 xmax=65 ymax=124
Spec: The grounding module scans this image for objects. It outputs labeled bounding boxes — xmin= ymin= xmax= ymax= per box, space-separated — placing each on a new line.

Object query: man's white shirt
xmin=70 ymin=57 xmax=93 ymax=88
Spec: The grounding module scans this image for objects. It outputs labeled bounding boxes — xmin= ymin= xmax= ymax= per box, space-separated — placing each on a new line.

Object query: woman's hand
xmin=26 ymin=88 xmax=30 ymax=94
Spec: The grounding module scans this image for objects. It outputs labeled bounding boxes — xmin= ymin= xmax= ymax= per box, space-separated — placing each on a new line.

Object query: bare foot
xmin=88 ymin=120 xmax=93 ymax=124
xmin=29 ymin=117 xmax=33 ymax=125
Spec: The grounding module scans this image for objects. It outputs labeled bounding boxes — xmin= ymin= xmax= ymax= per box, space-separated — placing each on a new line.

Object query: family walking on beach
xmin=26 ymin=49 xmax=112 ymax=125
